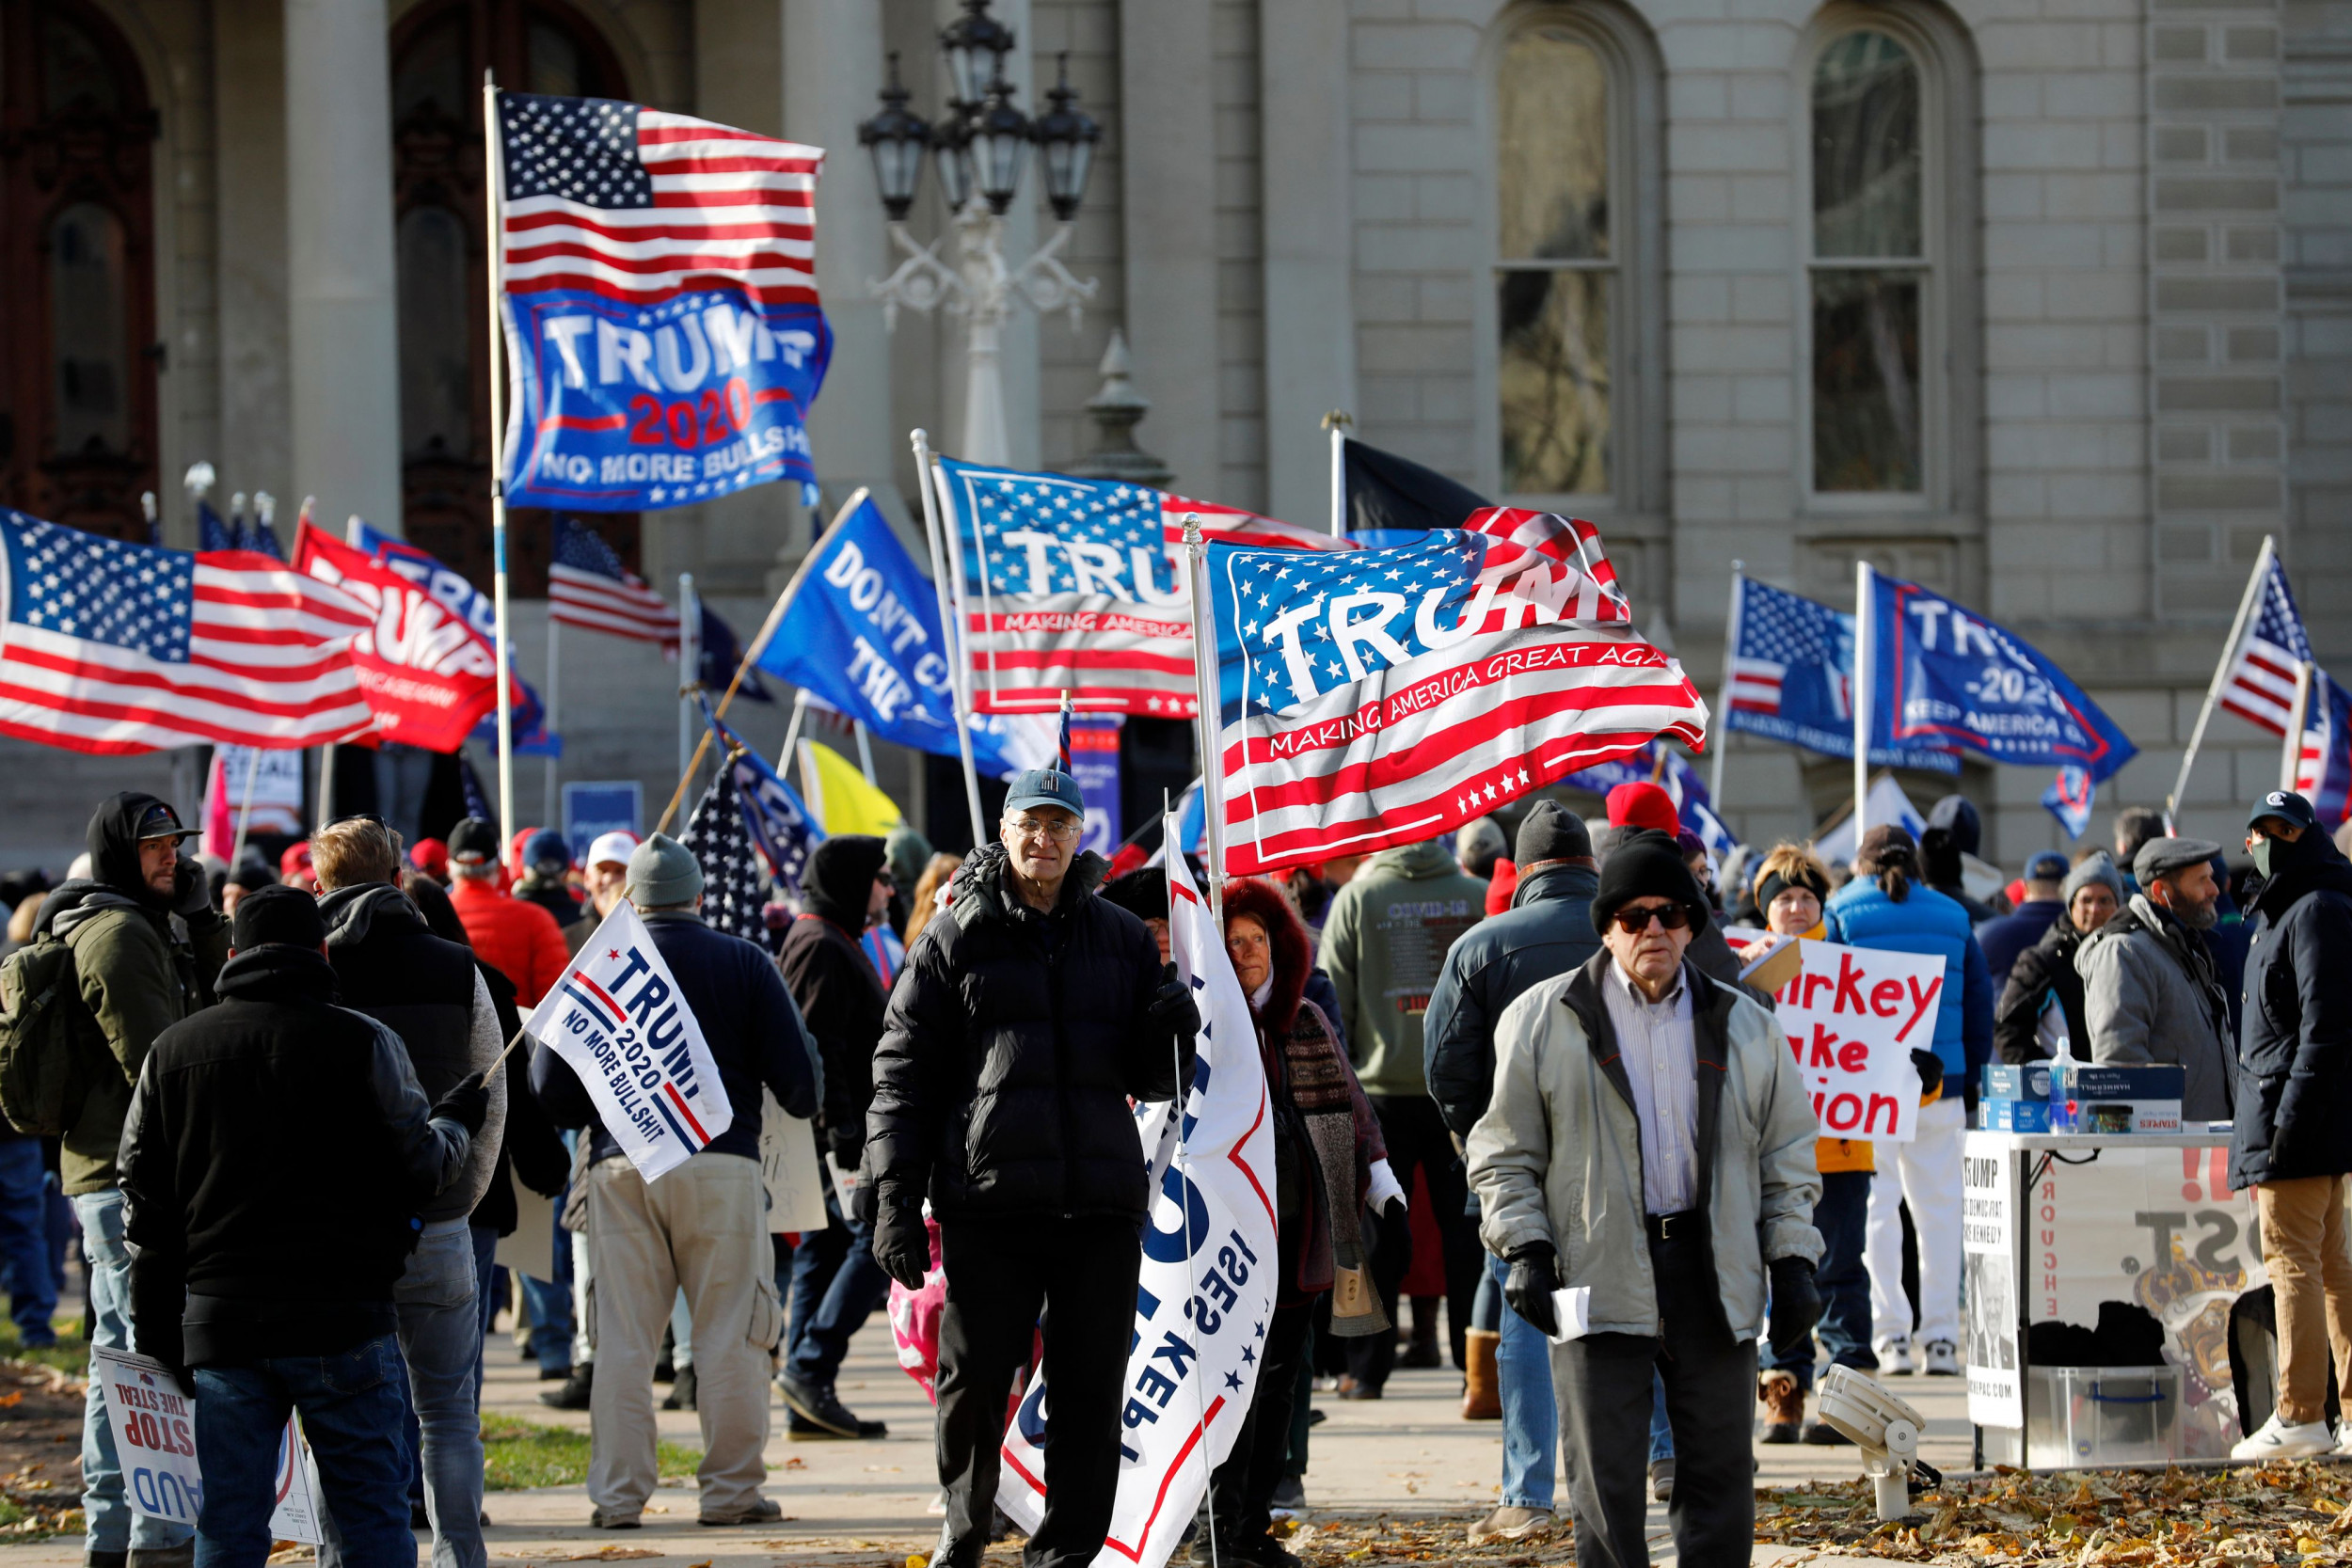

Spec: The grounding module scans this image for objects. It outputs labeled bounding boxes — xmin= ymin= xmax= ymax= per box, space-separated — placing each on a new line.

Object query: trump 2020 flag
xmin=995 ymin=831 xmax=1275 ymax=1567
xmin=1203 ymin=508 xmax=1709 ymax=876
xmin=492 ymin=92 xmax=830 ymax=512
xmin=1724 ymin=575 xmax=1958 ymax=774
xmin=1866 ymin=571 xmax=2137 ymax=784
xmin=2042 ymin=764 xmax=2095 ymax=840
xmin=526 ymin=899 xmax=733 ymax=1180
xmin=933 ymin=456 xmax=1342 ymax=717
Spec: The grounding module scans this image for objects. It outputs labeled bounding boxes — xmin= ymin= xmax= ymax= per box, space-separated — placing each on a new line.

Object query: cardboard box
xmin=1980 ymin=1098 xmax=2052 ymax=1133
xmin=2056 ymin=1063 xmax=2185 ymax=1101
xmin=1981 ymin=1063 xmax=2053 ymax=1101
xmin=2050 ymin=1062 xmax=2186 ymax=1134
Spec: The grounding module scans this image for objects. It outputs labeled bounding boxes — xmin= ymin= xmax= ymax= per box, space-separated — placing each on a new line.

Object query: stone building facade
xmin=0 ymin=0 xmax=2344 ymax=866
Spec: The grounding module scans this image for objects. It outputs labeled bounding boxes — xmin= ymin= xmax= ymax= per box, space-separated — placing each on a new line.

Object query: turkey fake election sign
xmin=1761 ymin=938 xmax=1944 ymax=1143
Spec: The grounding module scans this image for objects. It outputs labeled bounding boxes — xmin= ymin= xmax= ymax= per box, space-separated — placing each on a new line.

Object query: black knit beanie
xmin=1590 ymin=829 xmax=1709 ymax=936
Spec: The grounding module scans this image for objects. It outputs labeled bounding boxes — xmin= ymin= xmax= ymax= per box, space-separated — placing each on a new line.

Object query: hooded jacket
xmin=779 ymin=835 xmax=890 ymax=1167
xmin=321 ymin=882 xmax=507 ymax=1220
xmin=2076 ymin=893 xmax=2236 ymax=1121
xmin=2230 ymin=832 xmax=2352 ymax=1185
xmin=1467 ymin=952 xmax=1822 ymax=1341
xmin=42 ymin=793 xmax=230 ymax=1195
xmin=118 ymin=943 xmax=472 ymax=1368
xmin=1922 ymin=796 xmax=1996 ymax=923
xmin=866 ymin=843 xmax=1192 ymax=1224
xmin=1422 ymin=861 xmax=1602 ymax=1138
xmin=1316 ymin=838 xmax=1486 ymax=1099
xmin=1995 ymin=914 xmax=2092 ymax=1063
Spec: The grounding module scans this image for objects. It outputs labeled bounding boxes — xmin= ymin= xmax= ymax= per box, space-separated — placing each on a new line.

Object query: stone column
xmin=282 ymin=0 xmax=403 ymax=531
xmin=1259 ymin=2 xmax=1353 ymax=529
xmin=1118 ymin=0 xmax=1216 ymax=494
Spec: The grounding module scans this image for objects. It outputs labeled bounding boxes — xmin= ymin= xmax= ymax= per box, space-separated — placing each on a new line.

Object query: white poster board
xmin=92 ymin=1348 xmax=324 ymax=1543
xmin=1963 ymin=1147 xmax=2022 ymax=1427
xmin=759 ymin=1087 xmax=829 ymax=1233
xmin=1764 ymin=938 xmax=1945 ymax=1144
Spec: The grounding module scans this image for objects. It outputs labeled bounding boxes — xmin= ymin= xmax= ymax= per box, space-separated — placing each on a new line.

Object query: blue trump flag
xmin=492 ymin=93 xmax=830 ymax=513
xmin=755 ymin=494 xmax=1036 ymax=779
xmin=2042 ymin=765 xmax=2095 ymax=840
xmin=1724 ymin=576 xmax=1958 ymax=774
xmin=1867 ymin=572 xmax=2137 ymax=784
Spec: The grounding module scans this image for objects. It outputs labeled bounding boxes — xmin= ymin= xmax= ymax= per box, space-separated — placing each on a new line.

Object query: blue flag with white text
xmin=1724 ymin=576 xmax=1958 ymax=774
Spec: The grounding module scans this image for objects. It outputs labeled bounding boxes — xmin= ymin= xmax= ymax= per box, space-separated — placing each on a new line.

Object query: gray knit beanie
xmin=2060 ymin=851 xmax=2123 ymax=908
xmin=626 ymin=832 xmax=704 ymax=909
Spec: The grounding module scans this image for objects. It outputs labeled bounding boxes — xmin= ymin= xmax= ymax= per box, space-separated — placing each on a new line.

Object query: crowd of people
xmin=2 ymin=765 xmax=2349 ymax=1568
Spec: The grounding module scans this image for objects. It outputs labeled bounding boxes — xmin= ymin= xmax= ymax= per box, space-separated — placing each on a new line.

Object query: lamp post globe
xmin=938 ymin=0 xmax=1017 ymax=109
xmin=1030 ymin=53 xmax=1101 ymax=224
xmin=857 ymin=53 xmax=930 ymax=222
xmin=967 ymin=78 xmax=1032 ymax=215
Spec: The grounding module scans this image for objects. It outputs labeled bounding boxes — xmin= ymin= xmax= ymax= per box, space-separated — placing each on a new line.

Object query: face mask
xmin=2251 ymin=836 xmax=2277 ymax=879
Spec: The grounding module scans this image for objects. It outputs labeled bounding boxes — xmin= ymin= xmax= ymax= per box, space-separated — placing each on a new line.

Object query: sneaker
xmin=2232 ymin=1412 xmax=2336 ymax=1460
xmin=777 ymin=1370 xmax=882 ymax=1437
xmin=86 ymin=1553 xmax=128 ymax=1568
xmin=126 ymin=1551 xmax=191 ymax=1568
xmin=540 ymin=1363 xmax=594 ymax=1410
xmin=588 ymin=1508 xmax=641 ymax=1529
xmin=700 ymin=1496 xmax=784 ymax=1527
xmin=661 ymin=1364 xmax=697 ymax=1412
xmin=1802 ymin=1418 xmax=1854 ymax=1446
xmin=1875 ymin=1337 xmax=1915 ymax=1375
xmin=536 ymin=1364 xmax=572 ymax=1381
xmin=1467 ymin=1505 xmax=1555 ymax=1544
xmin=787 ymin=1408 xmax=887 ymax=1440
xmin=1396 ymin=1339 xmax=1442 ymax=1370
xmin=1336 ymin=1375 xmax=1382 ymax=1401
xmin=1267 ymin=1477 xmax=1307 ymax=1521
xmin=1922 ymin=1339 xmax=1961 ymax=1376
xmin=1219 ymin=1535 xmax=1303 ymax=1568
xmin=1758 ymin=1373 xmax=1804 ymax=1444
xmin=1649 ymin=1458 xmax=1675 ymax=1503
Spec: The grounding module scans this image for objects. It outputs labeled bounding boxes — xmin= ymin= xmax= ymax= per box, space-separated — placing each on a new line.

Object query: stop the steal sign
xmin=1767 ymin=939 xmax=1946 ymax=1144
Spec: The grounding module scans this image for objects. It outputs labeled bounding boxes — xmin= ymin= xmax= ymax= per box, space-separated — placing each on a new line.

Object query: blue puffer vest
xmin=1823 ymin=876 xmax=1986 ymax=1078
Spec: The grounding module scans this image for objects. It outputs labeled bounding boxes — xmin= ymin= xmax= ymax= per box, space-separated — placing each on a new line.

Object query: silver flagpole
xmin=229 ymin=749 xmax=262 ymax=875
xmin=543 ymin=615 xmax=561 ymax=827
xmin=677 ymin=573 xmax=699 ymax=786
xmin=2283 ymin=661 xmax=2314 ymax=792
xmin=1709 ymin=561 xmax=1744 ymax=809
xmin=910 ymin=429 xmax=986 ymax=847
xmin=1182 ymin=514 xmax=1225 ymax=924
xmin=482 ymin=72 xmax=516 ymax=842
xmin=2169 ymin=536 xmax=2275 ymax=830
xmin=1851 ymin=560 xmax=1874 ymax=845
xmin=1323 ymin=410 xmax=1351 ymax=540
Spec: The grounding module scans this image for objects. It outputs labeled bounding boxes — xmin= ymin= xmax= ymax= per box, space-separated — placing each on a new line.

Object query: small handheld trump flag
xmin=525 ymin=900 xmax=733 ymax=1180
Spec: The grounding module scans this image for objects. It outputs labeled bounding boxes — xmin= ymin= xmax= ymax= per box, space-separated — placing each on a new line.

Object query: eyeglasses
xmin=1007 ymin=816 xmax=1081 ymax=843
xmin=1609 ymin=902 xmax=1692 ymax=935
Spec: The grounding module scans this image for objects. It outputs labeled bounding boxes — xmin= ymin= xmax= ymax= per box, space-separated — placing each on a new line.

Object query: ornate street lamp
xmin=937 ymin=0 xmax=1016 ymax=109
xmin=858 ymin=54 xmax=929 ymax=223
xmin=1030 ymin=54 xmax=1101 ymax=223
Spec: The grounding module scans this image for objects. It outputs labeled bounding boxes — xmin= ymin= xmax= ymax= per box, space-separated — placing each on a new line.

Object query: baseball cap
xmin=2249 ymin=789 xmax=2321 ymax=835
xmin=135 ymin=800 xmax=199 ymax=842
xmin=522 ymin=829 xmax=571 ymax=870
xmin=447 ymin=816 xmax=500 ymax=865
xmin=1003 ymin=768 xmax=1085 ymax=818
xmin=586 ymin=831 xmax=638 ymax=869
xmin=2025 ymin=851 xmax=2070 ymax=881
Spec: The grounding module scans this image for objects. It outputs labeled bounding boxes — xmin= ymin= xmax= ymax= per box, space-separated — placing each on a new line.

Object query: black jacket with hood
xmin=1923 ymin=795 xmax=1997 ymax=924
xmin=1994 ymin=915 xmax=2092 ymax=1063
xmin=119 ymin=943 xmax=472 ymax=1368
xmin=40 ymin=792 xmax=230 ymax=1194
xmin=2230 ymin=828 xmax=2352 ymax=1186
xmin=866 ymin=843 xmax=1193 ymax=1225
xmin=1422 ymin=861 xmax=1602 ymax=1138
xmin=778 ymin=835 xmax=890 ymax=1167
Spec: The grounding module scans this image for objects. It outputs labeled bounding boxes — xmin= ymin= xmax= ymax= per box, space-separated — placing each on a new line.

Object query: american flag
xmin=2293 ymin=671 xmax=2352 ymax=829
xmin=0 ymin=510 xmax=373 ymax=754
xmin=702 ymin=703 xmax=823 ymax=891
xmin=549 ymin=517 xmax=680 ymax=645
xmin=2219 ymin=556 xmax=2313 ymax=736
xmin=497 ymin=93 xmax=817 ymax=308
xmin=1203 ymin=508 xmax=1708 ymax=875
xmin=678 ymin=764 xmax=771 ymax=943
xmin=934 ymin=457 xmax=1343 ymax=716
xmin=1727 ymin=577 xmax=1849 ymax=720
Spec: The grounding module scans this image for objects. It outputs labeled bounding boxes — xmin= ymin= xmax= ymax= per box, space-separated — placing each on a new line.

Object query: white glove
xmin=1365 ymin=1157 xmax=1406 ymax=1214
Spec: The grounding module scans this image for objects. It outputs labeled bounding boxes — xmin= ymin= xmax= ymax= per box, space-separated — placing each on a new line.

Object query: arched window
xmin=1486 ymin=5 xmax=1662 ymax=515
xmin=1802 ymin=8 xmax=1978 ymax=511
xmin=0 ymin=0 xmax=157 ymax=541
xmin=390 ymin=0 xmax=631 ymax=591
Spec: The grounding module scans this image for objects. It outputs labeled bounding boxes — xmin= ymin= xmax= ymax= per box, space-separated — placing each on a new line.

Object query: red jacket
xmin=449 ymin=879 xmax=570 ymax=1006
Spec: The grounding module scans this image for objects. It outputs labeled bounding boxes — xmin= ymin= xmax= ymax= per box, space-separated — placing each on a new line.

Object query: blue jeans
xmin=784 ymin=1186 xmax=888 ymax=1387
xmin=1648 ymin=1370 xmax=1674 ymax=1464
xmin=518 ymin=1182 xmax=573 ymax=1375
xmin=0 ymin=1137 xmax=56 ymax=1343
xmin=194 ymin=1336 xmax=415 ymax=1568
xmin=1487 ymin=1249 xmax=1557 ymax=1510
xmin=1758 ymin=1168 xmax=1874 ymax=1393
xmin=470 ymin=1224 xmax=499 ymax=1410
xmin=74 ymin=1189 xmax=192 ymax=1552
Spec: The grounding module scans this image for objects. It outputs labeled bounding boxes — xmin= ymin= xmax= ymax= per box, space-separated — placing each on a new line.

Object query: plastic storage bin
xmin=2024 ymin=1365 xmax=2182 ymax=1468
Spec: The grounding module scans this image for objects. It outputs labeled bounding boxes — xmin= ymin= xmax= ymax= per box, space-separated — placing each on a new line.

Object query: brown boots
xmin=1462 ymin=1328 xmax=1502 ymax=1419
xmin=1759 ymin=1369 xmax=1804 ymax=1443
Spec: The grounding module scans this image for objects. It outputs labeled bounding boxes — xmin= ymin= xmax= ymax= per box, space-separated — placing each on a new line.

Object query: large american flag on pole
xmin=0 ymin=511 xmax=373 ymax=754
xmin=494 ymin=92 xmax=830 ymax=513
xmin=933 ymin=456 xmax=1343 ymax=716
xmin=548 ymin=517 xmax=681 ymax=645
xmin=2220 ymin=554 xmax=2314 ymax=736
xmin=1724 ymin=575 xmax=1958 ymax=774
xmin=1202 ymin=508 xmax=1709 ymax=875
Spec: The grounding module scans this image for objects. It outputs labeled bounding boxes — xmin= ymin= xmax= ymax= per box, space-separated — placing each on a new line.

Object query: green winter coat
xmin=1315 ymin=839 xmax=1486 ymax=1099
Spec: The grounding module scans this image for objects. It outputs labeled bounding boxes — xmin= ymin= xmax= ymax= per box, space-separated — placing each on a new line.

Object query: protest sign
xmin=1765 ymin=938 xmax=1944 ymax=1144
xmin=1068 ymin=715 xmax=1123 ymax=856
xmin=525 ymin=900 xmax=732 ymax=1180
xmin=563 ymin=780 xmax=643 ymax=864
xmin=758 ymin=1086 xmax=829 ymax=1233
xmin=995 ymin=830 xmax=1278 ymax=1568
xmin=203 ymin=745 xmax=307 ymax=853
xmin=92 ymin=1348 xmax=324 ymax=1543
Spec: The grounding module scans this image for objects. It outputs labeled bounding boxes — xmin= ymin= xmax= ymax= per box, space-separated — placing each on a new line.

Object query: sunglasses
xmin=1609 ymin=902 xmax=1692 ymax=935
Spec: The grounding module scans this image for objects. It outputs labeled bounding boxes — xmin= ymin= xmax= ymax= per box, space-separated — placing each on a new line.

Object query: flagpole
xmin=2283 ymin=660 xmax=2313 ymax=792
xmin=1851 ymin=560 xmax=1874 ymax=845
xmin=482 ymin=71 xmax=516 ymax=844
xmin=853 ymin=721 xmax=878 ymax=786
xmin=778 ymin=688 xmax=810 ymax=774
xmin=1182 ymin=513 xmax=1225 ymax=922
xmin=316 ymin=742 xmax=337 ymax=831
xmin=677 ymin=572 xmax=699 ymax=790
xmin=1709 ymin=561 xmax=1744 ymax=809
xmin=911 ymin=428 xmax=986 ymax=847
xmin=543 ymin=615 xmax=561 ymax=827
xmin=1322 ymin=410 xmax=1351 ymax=539
xmin=2168 ymin=535 xmax=2274 ymax=830
xmin=229 ymin=748 xmax=262 ymax=875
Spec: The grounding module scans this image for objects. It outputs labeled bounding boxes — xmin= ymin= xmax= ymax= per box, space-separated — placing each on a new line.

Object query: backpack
xmin=0 ymin=931 xmax=107 ymax=1136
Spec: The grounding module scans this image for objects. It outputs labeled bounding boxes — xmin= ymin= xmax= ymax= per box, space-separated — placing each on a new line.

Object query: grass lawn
xmin=0 ymin=1316 xmax=90 ymax=1381
xmin=481 ymin=1417 xmax=702 ymax=1491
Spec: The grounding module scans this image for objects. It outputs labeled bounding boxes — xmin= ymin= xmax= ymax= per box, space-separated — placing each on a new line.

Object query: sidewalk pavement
xmin=11 ymin=1326 xmax=1979 ymax=1565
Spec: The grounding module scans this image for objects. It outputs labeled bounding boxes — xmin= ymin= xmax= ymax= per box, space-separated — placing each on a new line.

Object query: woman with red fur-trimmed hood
xmin=1211 ymin=876 xmax=1395 ymax=1563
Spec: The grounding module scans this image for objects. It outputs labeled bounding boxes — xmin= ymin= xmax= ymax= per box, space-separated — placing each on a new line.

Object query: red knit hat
xmin=1604 ymin=782 xmax=1678 ymax=836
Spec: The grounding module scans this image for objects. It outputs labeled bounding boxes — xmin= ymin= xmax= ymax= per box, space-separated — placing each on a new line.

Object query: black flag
xmin=1342 ymin=436 xmax=1492 ymax=538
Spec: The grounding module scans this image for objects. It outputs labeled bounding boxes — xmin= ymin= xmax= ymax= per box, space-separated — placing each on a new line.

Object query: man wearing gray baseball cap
xmin=2074 ymin=833 xmax=2236 ymax=1119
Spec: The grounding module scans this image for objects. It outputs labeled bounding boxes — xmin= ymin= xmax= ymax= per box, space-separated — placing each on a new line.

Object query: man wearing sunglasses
xmin=1467 ymin=829 xmax=1821 ymax=1568
xmin=866 ymin=766 xmax=1202 ymax=1568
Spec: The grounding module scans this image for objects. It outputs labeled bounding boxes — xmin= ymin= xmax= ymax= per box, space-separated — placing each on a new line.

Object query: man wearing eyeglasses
xmin=1467 ymin=829 xmax=1821 ymax=1568
xmin=866 ymin=767 xmax=1202 ymax=1568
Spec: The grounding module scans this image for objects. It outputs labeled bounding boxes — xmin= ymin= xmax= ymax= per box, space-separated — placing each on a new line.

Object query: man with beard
xmin=2076 ymin=836 xmax=2236 ymax=1120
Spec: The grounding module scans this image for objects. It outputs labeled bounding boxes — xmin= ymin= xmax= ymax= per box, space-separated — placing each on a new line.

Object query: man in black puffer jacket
xmin=776 ymin=833 xmax=894 ymax=1440
xmin=2228 ymin=790 xmax=2352 ymax=1459
xmin=867 ymin=768 xmax=1200 ymax=1568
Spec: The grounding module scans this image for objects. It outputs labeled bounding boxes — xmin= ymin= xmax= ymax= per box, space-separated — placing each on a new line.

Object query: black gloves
xmin=1767 ymin=1256 xmax=1822 ymax=1360
xmin=873 ymin=1193 xmax=930 ymax=1291
xmin=1148 ymin=974 xmax=1201 ymax=1043
xmin=1504 ymin=1243 xmax=1561 ymax=1338
xmin=431 ymin=1071 xmax=489 ymax=1136
xmin=1910 ymin=1049 xmax=1945 ymax=1098
xmin=171 ymin=854 xmax=213 ymax=918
